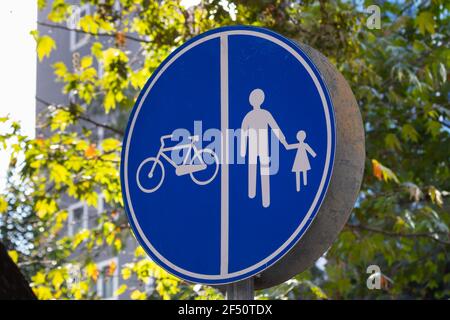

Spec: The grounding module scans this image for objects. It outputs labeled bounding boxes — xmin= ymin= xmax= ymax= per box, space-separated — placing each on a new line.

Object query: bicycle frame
xmin=148 ymin=138 xmax=203 ymax=176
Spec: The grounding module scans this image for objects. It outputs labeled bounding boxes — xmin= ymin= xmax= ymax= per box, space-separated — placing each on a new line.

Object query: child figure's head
xmin=296 ymin=130 xmax=306 ymax=142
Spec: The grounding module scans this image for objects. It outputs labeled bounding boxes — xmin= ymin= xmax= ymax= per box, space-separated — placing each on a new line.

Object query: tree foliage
xmin=0 ymin=0 xmax=449 ymax=299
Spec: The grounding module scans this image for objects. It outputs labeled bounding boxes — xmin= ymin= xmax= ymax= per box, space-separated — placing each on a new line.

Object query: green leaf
xmin=426 ymin=120 xmax=441 ymax=137
xmin=385 ymin=133 xmax=402 ymax=150
xmin=401 ymin=124 xmax=419 ymax=142
xmin=416 ymin=12 xmax=435 ymax=34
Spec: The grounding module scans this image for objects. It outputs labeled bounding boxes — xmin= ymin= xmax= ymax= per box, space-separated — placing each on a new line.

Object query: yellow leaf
xmin=32 ymin=271 xmax=46 ymax=285
xmin=130 ymin=289 xmax=146 ymax=300
xmin=36 ymin=35 xmax=56 ymax=61
xmin=114 ymin=238 xmax=122 ymax=251
xmin=0 ymin=197 xmax=7 ymax=213
xmin=106 ymin=232 xmax=115 ymax=245
xmin=102 ymin=48 xmax=128 ymax=66
xmin=134 ymin=246 xmax=146 ymax=258
xmin=37 ymin=0 xmax=46 ymax=10
xmin=50 ymin=109 xmax=72 ymax=131
xmin=35 ymin=199 xmax=58 ymax=219
xmin=101 ymin=138 xmax=120 ymax=152
xmin=372 ymin=159 xmax=383 ymax=181
xmin=73 ymin=229 xmax=90 ymax=249
xmin=79 ymin=15 xmax=99 ymax=34
xmin=310 ymin=284 xmax=328 ymax=299
xmin=103 ymin=221 xmax=115 ymax=234
xmin=108 ymin=260 xmax=117 ymax=276
xmin=372 ymin=159 xmax=399 ymax=184
xmin=71 ymin=281 xmax=89 ymax=300
xmin=84 ymin=192 xmax=98 ymax=208
xmin=53 ymin=61 xmax=68 ymax=78
xmin=51 ymin=270 xmax=65 ymax=290
xmin=49 ymin=163 xmax=70 ymax=184
xmin=91 ymin=42 xmax=103 ymax=59
xmin=428 ymin=186 xmax=443 ymax=207
xmin=104 ymin=90 xmax=116 ymax=113
xmin=81 ymin=56 xmax=93 ymax=69
xmin=86 ymin=262 xmax=99 ymax=281
xmin=121 ymin=267 xmax=132 ymax=280
xmin=8 ymin=250 xmax=18 ymax=264
xmin=80 ymin=67 xmax=97 ymax=81
xmin=114 ymin=284 xmax=127 ymax=297
xmin=33 ymin=286 xmax=53 ymax=300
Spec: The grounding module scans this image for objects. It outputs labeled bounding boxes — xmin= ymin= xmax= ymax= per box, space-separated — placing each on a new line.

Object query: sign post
xmin=225 ymin=278 xmax=254 ymax=300
xmin=120 ymin=26 xmax=364 ymax=297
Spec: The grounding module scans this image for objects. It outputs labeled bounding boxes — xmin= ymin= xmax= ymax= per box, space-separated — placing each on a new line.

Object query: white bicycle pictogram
xmin=136 ymin=134 xmax=219 ymax=193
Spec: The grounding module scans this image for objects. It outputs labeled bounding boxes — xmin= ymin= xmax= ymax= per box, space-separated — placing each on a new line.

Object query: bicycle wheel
xmin=189 ymin=149 xmax=219 ymax=185
xmin=136 ymin=157 xmax=165 ymax=193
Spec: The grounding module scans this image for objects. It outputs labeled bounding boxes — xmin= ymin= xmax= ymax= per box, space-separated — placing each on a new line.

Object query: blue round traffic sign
xmin=121 ymin=26 xmax=336 ymax=284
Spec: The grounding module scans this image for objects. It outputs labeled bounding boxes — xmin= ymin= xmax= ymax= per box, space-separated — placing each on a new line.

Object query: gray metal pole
xmin=225 ymin=278 xmax=254 ymax=300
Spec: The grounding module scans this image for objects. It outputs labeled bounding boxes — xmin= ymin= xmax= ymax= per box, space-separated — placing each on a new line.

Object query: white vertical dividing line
xmin=220 ymin=34 xmax=229 ymax=276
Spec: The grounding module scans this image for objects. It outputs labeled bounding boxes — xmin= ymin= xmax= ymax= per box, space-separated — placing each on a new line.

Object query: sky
xmin=0 ymin=1 xmax=37 ymax=190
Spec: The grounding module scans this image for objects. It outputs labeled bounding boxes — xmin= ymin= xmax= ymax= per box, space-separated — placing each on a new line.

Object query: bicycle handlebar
xmin=160 ymin=134 xmax=173 ymax=146
xmin=160 ymin=134 xmax=200 ymax=145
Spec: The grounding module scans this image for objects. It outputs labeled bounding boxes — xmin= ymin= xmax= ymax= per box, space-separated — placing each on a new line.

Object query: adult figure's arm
xmin=240 ymin=115 xmax=249 ymax=157
xmin=267 ymin=112 xmax=287 ymax=147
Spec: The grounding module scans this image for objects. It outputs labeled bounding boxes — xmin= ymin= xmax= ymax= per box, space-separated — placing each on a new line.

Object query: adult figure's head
xmin=249 ymin=88 xmax=265 ymax=109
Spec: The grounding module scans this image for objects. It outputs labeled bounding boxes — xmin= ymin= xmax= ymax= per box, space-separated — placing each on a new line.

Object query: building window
xmin=68 ymin=202 xmax=88 ymax=236
xmin=96 ymin=258 xmax=119 ymax=300
xmin=97 ymin=60 xmax=104 ymax=79
xmin=67 ymin=4 xmax=91 ymax=52
xmin=98 ymin=194 xmax=119 ymax=222
xmin=145 ymin=277 xmax=155 ymax=296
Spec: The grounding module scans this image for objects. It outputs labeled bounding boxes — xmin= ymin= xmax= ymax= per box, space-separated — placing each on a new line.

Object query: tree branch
xmin=35 ymin=96 xmax=124 ymax=136
xmin=346 ymin=223 xmax=450 ymax=245
xmin=37 ymin=21 xmax=151 ymax=44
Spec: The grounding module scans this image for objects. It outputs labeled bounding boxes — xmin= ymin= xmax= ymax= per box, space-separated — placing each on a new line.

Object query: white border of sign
xmin=122 ymin=28 xmax=335 ymax=283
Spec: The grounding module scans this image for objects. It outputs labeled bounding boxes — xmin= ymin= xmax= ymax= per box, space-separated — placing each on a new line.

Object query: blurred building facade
xmin=36 ymin=0 xmax=153 ymax=299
